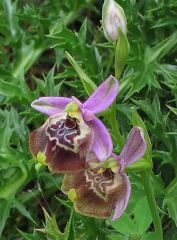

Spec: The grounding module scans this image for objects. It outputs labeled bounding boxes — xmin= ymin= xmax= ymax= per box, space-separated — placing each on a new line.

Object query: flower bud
xmin=102 ymin=0 xmax=127 ymax=42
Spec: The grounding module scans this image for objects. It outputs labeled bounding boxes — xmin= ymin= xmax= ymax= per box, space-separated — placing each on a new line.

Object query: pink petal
xmin=83 ymin=75 xmax=119 ymax=114
xmin=119 ymin=127 xmax=147 ymax=167
xmin=112 ymin=174 xmax=131 ymax=220
xmin=87 ymin=117 xmax=113 ymax=161
xmin=31 ymin=97 xmax=71 ymax=116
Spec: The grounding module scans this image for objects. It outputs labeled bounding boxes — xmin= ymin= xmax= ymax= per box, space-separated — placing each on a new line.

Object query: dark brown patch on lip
xmin=46 ymin=115 xmax=81 ymax=149
xmin=46 ymin=138 xmax=86 ymax=173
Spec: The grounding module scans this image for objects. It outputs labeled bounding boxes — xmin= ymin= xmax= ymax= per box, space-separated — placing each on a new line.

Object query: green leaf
xmin=65 ymin=51 xmax=97 ymax=95
xmin=0 ymin=199 xmax=11 ymax=237
xmin=0 ymin=79 xmax=22 ymax=97
xmin=12 ymin=42 xmax=44 ymax=78
xmin=38 ymin=208 xmax=63 ymax=239
xmin=115 ymin=28 xmax=130 ymax=79
xmin=124 ymin=64 xmax=161 ymax=101
xmin=79 ymin=216 xmax=105 ymax=240
xmin=78 ymin=18 xmax=87 ymax=45
xmin=55 ymin=197 xmax=73 ymax=210
xmin=111 ymin=213 xmax=136 ymax=235
xmin=132 ymin=94 xmax=162 ymax=126
xmin=144 ymin=31 xmax=177 ymax=63
xmin=38 ymin=208 xmax=74 ymax=240
xmin=164 ymin=179 xmax=177 ymax=226
xmin=0 ymin=117 xmax=13 ymax=153
xmin=0 ymin=165 xmax=28 ymax=199
xmin=134 ymin=196 xmax=152 ymax=235
xmin=166 ymin=105 xmax=177 ymax=116
xmin=108 ymin=235 xmax=125 ymax=240
xmin=13 ymin=199 xmax=36 ymax=224
xmin=140 ymin=232 xmax=159 ymax=240
xmin=4 ymin=0 xmax=18 ymax=38
xmin=64 ymin=209 xmax=74 ymax=240
xmin=18 ymin=230 xmax=42 ymax=240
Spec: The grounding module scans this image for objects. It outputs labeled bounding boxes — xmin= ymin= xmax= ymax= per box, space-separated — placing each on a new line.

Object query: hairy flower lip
xmin=61 ymin=126 xmax=147 ymax=220
xmin=29 ymin=112 xmax=94 ymax=173
xmin=61 ymin=159 xmax=123 ymax=219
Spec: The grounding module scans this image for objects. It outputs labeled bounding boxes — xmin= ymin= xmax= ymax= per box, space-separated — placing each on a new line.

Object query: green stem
xmin=105 ymin=50 xmax=114 ymax=77
xmin=141 ymin=171 xmax=163 ymax=239
xmin=109 ymin=102 xmax=124 ymax=148
xmin=108 ymin=42 xmax=125 ymax=149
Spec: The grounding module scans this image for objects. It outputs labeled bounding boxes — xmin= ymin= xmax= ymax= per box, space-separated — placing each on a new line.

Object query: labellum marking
xmin=46 ymin=115 xmax=81 ymax=152
xmin=85 ymin=168 xmax=115 ymax=201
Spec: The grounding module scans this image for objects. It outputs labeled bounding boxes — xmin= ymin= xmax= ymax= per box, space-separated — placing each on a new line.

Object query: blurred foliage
xmin=0 ymin=0 xmax=177 ymax=239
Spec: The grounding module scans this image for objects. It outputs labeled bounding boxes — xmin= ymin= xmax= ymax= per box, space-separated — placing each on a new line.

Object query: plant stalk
xmin=108 ymin=40 xmax=126 ymax=149
xmin=109 ymin=102 xmax=124 ymax=148
xmin=141 ymin=171 xmax=163 ymax=240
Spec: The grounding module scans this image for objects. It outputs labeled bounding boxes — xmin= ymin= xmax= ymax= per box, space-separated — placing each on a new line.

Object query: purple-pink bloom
xmin=29 ymin=76 xmax=119 ymax=173
xmin=61 ymin=127 xmax=147 ymax=219
xmin=112 ymin=127 xmax=147 ymax=220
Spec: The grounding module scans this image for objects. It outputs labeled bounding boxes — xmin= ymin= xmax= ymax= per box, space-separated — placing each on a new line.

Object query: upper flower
xmin=61 ymin=127 xmax=147 ymax=219
xmin=102 ymin=0 xmax=127 ymax=42
xmin=29 ymin=76 xmax=119 ymax=173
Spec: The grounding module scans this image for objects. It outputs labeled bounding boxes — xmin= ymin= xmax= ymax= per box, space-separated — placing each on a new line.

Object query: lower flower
xmin=61 ymin=159 xmax=129 ymax=219
xmin=61 ymin=127 xmax=147 ymax=220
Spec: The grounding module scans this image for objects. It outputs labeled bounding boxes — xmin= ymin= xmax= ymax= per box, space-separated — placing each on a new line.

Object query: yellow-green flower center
xmin=90 ymin=158 xmax=120 ymax=174
xmin=65 ymin=102 xmax=81 ymax=119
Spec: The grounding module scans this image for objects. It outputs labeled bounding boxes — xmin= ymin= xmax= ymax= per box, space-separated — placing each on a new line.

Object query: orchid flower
xmin=29 ymin=76 xmax=119 ymax=173
xmin=61 ymin=127 xmax=147 ymax=219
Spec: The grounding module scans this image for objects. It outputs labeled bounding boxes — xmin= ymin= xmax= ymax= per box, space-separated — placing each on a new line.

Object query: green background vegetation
xmin=0 ymin=0 xmax=177 ymax=239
